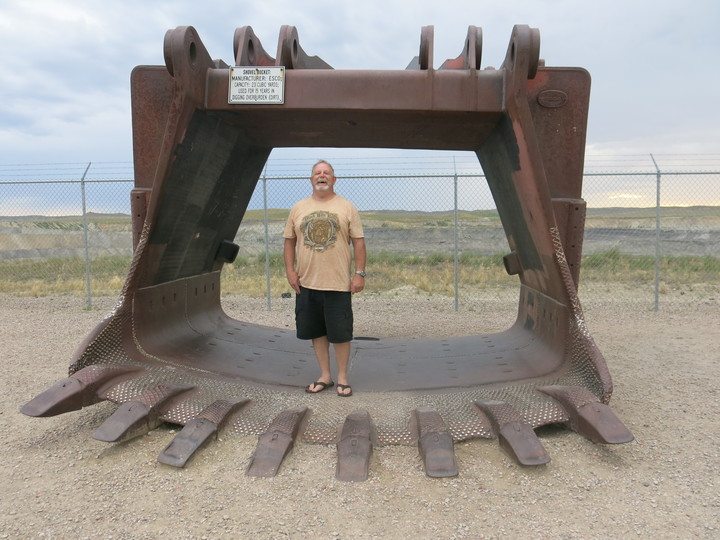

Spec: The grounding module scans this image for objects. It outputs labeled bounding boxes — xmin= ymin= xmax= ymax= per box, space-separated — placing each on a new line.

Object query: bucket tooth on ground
xmin=246 ymin=406 xmax=308 ymax=477
xmin=20 ymin=365 xmax=143 ymax=417
xmin=158 ymin=398 xmax=249 ymax=467
xmin=92 ymin=383 xmax=195 ymax=443
xmin=538 ymin=386 xmax=634 ymax=444
xmin=336 ymin=410 xmax=374 ymax=482
xmin=474 ymin=399 xmax=550 ymax=466
xmin=414 ymin=407 xmax=458 ymax=478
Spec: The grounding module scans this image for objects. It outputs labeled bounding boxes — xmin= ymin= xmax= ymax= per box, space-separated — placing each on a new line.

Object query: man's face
xmin=311 ymin=163 xmax=336 ymax=193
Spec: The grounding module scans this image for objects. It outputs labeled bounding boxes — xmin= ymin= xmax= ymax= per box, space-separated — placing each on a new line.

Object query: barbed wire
xmin=1 ymin=153 xmax=720 ymax=182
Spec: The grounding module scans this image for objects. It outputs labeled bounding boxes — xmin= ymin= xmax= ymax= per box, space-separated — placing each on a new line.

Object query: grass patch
xmin=581 ymin=248 xmax=720 ymax=283
xmin=0 ymin=255 xmax=132 ymax=296
xmin=0 ymin=249 xmax=717 ymax=297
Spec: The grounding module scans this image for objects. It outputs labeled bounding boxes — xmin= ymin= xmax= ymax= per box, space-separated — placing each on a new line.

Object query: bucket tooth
xmin=20 ymin=365 xmax=142 ymax=417
xmin=157 ymin=417 xmax=216 ymax=467
xmin=92 ymin=384 xmax=194 ymax=443
xmin=158 ymin=398 xmax=249 ymax=467
xmin=498 ymin=422 xmax=550 ymax=466
xmin=474 ymin=400 xmax=550 ymax=466
xmin=246 ymin=406 xmax=308 ymax=477
xmin=336 ymin=410 xmax=374 ymax=482
xmin=538 ymin=386 xmax=634 ymax=444
xmin=414 ymin=407 xmax=458 ymax=478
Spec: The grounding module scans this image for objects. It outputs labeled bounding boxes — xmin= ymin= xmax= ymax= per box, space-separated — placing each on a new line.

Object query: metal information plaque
xmin=228 ymin=66 xmax=285 ymax=104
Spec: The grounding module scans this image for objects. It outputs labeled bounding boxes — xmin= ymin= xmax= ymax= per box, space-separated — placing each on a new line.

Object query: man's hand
xmin=287 ymin=270 xmax=301 ymax=294
xmin=351 ymin=274 xmax=364 ymax=294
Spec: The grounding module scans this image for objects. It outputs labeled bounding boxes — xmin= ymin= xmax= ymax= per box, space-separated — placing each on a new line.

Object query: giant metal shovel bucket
xmin=23 ymin=25 xmax=633 ymax=476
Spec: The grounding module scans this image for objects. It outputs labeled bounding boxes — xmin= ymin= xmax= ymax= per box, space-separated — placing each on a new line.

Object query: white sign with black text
xmin=228 ymin=66 xmax=285 ymax=104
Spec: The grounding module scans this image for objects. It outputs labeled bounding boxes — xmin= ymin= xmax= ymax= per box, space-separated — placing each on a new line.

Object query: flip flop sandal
xmin=336 ymin=383 xmax=353 ymax=397
xmin=305 ymin=380 xmax=334 ymax=393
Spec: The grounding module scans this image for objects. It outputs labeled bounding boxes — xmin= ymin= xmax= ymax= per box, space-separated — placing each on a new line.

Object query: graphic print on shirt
xmin=300 ymin=211 xmax=339 ymax=251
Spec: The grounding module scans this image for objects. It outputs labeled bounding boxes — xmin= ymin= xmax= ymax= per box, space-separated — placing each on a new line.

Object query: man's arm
xmin=284 ymin=237 xmax=301 ymax=294
xmin=350 ymin=237 xmax=366 ymax=294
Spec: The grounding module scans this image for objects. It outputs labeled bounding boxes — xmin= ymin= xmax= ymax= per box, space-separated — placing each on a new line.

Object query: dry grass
xmin=0 ymin=249 xmax=717 ymax=298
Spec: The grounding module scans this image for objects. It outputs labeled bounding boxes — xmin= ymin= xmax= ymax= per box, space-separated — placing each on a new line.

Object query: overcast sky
xmin=1 ymin=0 xmax=719 ymax=174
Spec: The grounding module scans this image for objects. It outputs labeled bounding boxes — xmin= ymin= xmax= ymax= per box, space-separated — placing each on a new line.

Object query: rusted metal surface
xmin=414 ymin=407 xmax=459 ymax=478
xmin=336 ymin=411 xmax=374 ymax=482
xmin=92 ymin=384 xmax=194 ymax=443
xmin=20 ymin=364 xmax=142 ymax=417
xmin=474 ymin=400 xmax=550 ymax=466
xmin=22 ymin=24 xmax=633 ymax=475
xmin=537 ymin=386 xmax=635 ymax=444
xmin=158 ymin=399 xmax=249 ymax=467
xmin=246 ymin=406 xmax=308 ymax=477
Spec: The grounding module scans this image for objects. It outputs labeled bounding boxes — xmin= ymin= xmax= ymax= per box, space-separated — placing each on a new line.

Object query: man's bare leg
xmin=307 ymin=336 xmax=333 ymax=392
xmin=333 ymin=341 xmax=352 ymax=395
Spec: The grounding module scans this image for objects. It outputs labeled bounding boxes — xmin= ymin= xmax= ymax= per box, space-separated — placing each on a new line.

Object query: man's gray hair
xmin=311 ymin=159 xmax=335 ymax=176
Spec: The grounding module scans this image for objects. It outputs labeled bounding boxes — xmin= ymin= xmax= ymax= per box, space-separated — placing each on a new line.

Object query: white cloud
xmin=0 ymin=0 xmax=718 ymax=166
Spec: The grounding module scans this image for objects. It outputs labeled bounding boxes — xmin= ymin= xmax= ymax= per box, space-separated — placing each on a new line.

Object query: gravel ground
xmin=2 ymin=284 xmax=718 ymax=539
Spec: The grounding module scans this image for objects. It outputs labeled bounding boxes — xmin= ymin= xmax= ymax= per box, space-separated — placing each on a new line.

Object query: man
xmin=283 ymin=160 xmax=366 ymax=397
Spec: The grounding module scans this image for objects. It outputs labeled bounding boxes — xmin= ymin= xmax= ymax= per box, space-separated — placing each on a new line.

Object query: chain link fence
xmin=1 ymin=158 xmax=718 ymax=309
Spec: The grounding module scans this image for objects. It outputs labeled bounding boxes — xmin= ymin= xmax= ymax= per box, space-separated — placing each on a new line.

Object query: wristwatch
xmin=355 ymin=270 xmax=366 ymax=278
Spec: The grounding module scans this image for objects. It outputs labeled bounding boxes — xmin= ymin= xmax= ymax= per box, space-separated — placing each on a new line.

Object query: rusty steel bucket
xmin=22 ymin=25 xmax=633 ymax=479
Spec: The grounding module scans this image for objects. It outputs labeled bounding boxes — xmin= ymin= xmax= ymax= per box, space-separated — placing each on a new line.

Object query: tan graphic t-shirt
xmin=284 ymin=195 xmax=364 ymax=292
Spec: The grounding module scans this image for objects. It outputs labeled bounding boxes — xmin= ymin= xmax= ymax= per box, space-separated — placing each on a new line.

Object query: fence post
xmin=650 ymin=154 xmax=661 ymax=311
xmin=453 ymin=158 xmax=459 ymax=312
xmin=262 ymin=170 xmax=271 ymax=311
xmin=80 ymin=162 xmax=93 ymax=310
